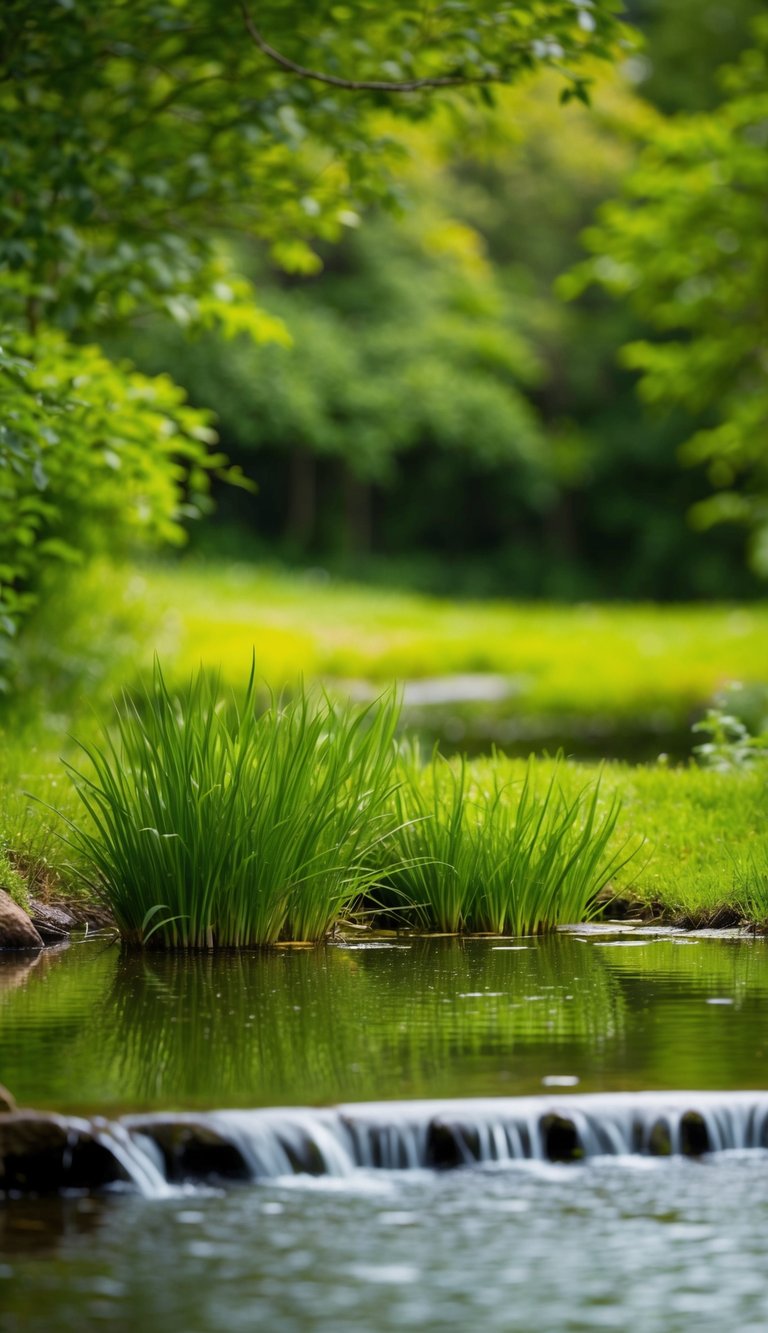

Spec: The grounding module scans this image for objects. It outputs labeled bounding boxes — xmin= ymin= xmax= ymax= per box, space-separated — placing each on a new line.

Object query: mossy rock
xmin=0 ymin=1113 xmax=131 ymax=1194
xmin=129 ymin=1119 xmax=250 ymax=1183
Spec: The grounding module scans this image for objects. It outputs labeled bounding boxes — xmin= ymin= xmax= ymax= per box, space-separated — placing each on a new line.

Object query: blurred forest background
xmin=1 ymin=0 xmax=767 ymax=725
xmin=104 ymin=0 xmax=767 ymax=602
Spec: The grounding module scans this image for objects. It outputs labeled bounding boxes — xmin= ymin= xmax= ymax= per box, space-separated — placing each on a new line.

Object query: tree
xmin=0 ymin=0 xmax=629 ymax=331
xmin=563 ymin=19 xmax=768 ymax=573
xmin=0 ymin=0 xmax=629 ymax=675
xmin=114 ymin=63 xmax=758 ymax=598
xmin=120 ymin=201 xmax=547 ymax=556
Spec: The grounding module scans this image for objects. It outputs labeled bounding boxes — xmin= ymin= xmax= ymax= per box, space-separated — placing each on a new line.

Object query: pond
xmin=360 ymin=674 xmax=693 ymax=762
xmin=2 ymin=930 xmax=768 ymax=1330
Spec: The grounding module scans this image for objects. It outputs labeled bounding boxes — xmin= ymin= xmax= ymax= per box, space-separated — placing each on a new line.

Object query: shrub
xmin=693 ymin=681 xmax=768 ymax=771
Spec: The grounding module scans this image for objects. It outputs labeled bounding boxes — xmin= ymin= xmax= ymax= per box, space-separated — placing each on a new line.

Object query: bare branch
xmin=240 ymin=3 xmax=510 ymax=94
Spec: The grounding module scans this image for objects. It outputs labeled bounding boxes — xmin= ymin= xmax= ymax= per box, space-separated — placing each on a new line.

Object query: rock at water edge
xmin=0 ymin=891 xmax=44 ymax=951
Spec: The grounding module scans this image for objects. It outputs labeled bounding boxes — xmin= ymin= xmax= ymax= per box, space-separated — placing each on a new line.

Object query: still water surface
xmin=3 ymin=931 xmax=768 ymax=1330
xmin=1 ymin=930 xmax=767 ymax=1110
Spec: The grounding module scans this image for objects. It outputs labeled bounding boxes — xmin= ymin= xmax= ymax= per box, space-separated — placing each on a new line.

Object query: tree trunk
xmin=342 ymin=466 xmax=373 ymax=554
xmin=286 ymin=447 xmax=316 ymax=548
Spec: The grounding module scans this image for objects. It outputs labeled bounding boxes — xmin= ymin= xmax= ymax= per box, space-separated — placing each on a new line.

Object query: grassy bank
xmin=467 ymin=756 xmax=768 ymax=928
xmin=3 ymin=563 xmax=767 ymax=938
xmin=2 ymin=686 xmax=766 ymax=938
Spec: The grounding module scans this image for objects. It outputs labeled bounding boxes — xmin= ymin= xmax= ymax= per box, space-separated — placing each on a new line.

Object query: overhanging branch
xmin=240 ymin=3 xmax=510 ymax=94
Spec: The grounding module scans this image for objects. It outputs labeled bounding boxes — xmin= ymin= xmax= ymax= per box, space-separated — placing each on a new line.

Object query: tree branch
xmin=240 ymin=3 xmax=509 ymax=93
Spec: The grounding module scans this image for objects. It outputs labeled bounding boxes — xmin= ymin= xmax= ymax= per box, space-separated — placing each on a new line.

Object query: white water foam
xmin=108 ymin=1092 xmax=768 ymax=1196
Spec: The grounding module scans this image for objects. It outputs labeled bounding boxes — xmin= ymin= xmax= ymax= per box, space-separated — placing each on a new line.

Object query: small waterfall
xmin=124 ymin=1093 xmax=768 ymax=1185
xmin=217 ymin=1109 xmax=356 ymax=1178
xmin=92 ymin=1120 xmax=174 ymax=1198
xmin=6 ymin=1094 xmax=768 ymax=1198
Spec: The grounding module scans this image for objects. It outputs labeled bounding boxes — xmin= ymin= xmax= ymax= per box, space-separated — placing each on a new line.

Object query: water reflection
xmin=3 ymin=933 xmax=768 ymax=1333
xmin=95 ymin=937 xmax=627 ymax=1109
xmin=0 ymin=933 xmax=767 ymax=1112
xmin=594 ymin=936 xmax=768 ymax=1090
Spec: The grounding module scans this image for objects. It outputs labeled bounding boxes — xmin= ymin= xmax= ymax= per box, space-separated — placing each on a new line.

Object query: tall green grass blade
xmin=61 ymin=662 xmax=402 ymax=948
xmin=379 ymin=751 xmax=637 ymax=935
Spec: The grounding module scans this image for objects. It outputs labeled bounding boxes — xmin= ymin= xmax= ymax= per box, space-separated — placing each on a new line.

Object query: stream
xmin=2 ymin=929 xmax=768 ymax=1330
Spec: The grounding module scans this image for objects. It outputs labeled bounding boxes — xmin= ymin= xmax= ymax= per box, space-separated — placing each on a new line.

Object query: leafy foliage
xmin=630 ymin=0 xmax=764 ymax=114
xmin=0 ymin=329 xmax=225 ymax=679
xmin=692 ymin=681 xmax=768 ymax=771
xmin=565 ymin=19 xmax=768 ymax=573
xmin=120 ymin=204 xmax=548 ymax=545
xmin=1 ymin=0 xmax=628 ymax=311
xmin=0 ymin=0 xmax=629 ymax=671
xmin=115 ymin=66 xmax=760 ymax=598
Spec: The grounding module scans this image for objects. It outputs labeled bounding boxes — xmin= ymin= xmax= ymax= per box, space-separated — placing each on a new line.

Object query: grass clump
xmin=59 ymin=663 xmax=401 ymax=947
xmin=54 ymin=661 xmax=639 ymax=947
xmin=381 ymin=751 xmax=634 ymax=934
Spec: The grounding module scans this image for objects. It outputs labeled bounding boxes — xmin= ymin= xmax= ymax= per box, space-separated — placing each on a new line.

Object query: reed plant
xmin=58 ymin=663 xmax=401 ymax=947
xmin=53 ymin=662 xmax=637 ymax=945
xmin=380 ymin=751 xmax=634 ymax=934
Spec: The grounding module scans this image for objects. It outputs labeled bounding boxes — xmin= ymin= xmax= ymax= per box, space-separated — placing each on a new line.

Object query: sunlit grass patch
xmin=607 ymin=763 xmax=768 ymax=925
xmin=140 ymin=559 xmax=768 ymax=731
xmin=9 ymin=558 xmax=767 ymax=755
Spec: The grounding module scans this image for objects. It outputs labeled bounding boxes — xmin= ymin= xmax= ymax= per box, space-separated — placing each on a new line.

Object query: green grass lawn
xmin=2 ymin=708 xmax=767 ymax=932
xmin=105 ymin=558 xmax=768 ymax=730
xmin=3 ymin=556 xmax=767 ymax=933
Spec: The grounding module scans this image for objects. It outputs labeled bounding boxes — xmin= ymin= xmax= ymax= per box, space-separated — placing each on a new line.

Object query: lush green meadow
xmin=155 ymin=561 xmax=768 ymax=713
xmin=2 ymin=563 xmax=767 ymax=938
xmin=3 ymin=719 xmax=766 ymax=935
xmin=34 ymin=557 xmax=768 ymax=732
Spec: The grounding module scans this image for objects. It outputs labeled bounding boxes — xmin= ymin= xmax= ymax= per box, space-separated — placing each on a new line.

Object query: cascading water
xmin=192 ymin=1091 xmax=768 ymax=1172
xmin=5 ymin=1092 xmax=768 ymax=1198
